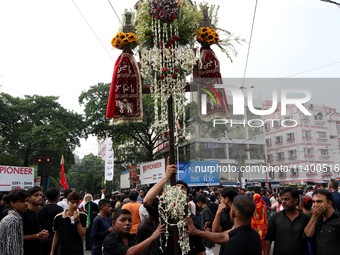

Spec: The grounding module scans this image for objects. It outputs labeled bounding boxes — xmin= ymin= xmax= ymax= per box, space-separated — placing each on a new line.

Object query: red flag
xmin=60 ymin=156 xmax=69 ymax=190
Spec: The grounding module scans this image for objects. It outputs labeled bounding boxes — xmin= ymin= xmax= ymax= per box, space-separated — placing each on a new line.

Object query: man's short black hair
xmin=313 ymin=189 xmax=334 ymax=204
xmin=99 ymin=199 xmax=111 ymax=210
xmin=112 ymin=209 xmax=131 ymax=221
xmin=220 ymin=187 xmax=238 ymax=202
xmin=210 ymin=194 xmax=216 ymax=202
xmin=232 ymin=195 xmax=255 ymax=221
xmin=146 ymin=198 xmax=159 ymax=220
xmin=140 ymin=187 xmax=147 ymax=193
xmin=261 ymin=189 xmax=267 ymax=196
xmin=176 ymin=180 xmax=189 ymax=194
xmin=67 ymin=192 xmax=82 ymax=202
xmin=63 ymin=189 xmax=72 ymax=199
xmin=27 ymin=186 xmax=41 ymax=197
xmin=2 ymin=194 xmax=10 ymax=205
xmin=8 ymin=189 xmax=29 ymax=203
xmin=46 ymin=187 xmax=59 ymax=201
xmin=281 ymin=188 xmax=299 ymax=201
xmin=197 ymin=194 xmax=206 ymax=204
xmin=329 ymin=179 xmax=339 ymax=190
xmin=254 ymin=186 xmax=261 ymax=192
xmin=129 ymin=191 xmax=139 ymax=201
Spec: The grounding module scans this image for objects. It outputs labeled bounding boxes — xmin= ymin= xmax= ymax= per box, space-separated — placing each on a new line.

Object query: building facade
xmin=264 ymin=101 xmax=340 ymax=185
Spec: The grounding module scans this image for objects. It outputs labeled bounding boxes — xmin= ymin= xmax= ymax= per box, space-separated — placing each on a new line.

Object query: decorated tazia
xmin=106 ymin=29 xmax=143 ymax=123
xmin=136 ymin=0 xmax=200 ymax=145
xmin=195 ymin=5 xmax=244 ymax=120
xmin=158 ymin=185 xmax=190 ymax=254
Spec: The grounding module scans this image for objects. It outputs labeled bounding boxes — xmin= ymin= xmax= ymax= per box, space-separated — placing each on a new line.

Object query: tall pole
xmin=167 ymin=95 xmax=176 ymax=186
xmin=166 ymin=95 xmax=180 ymax=255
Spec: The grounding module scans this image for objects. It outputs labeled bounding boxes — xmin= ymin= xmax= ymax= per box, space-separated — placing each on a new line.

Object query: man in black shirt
xmin=0 ymin=194 xmax=11 ymax=221
xmin=264 ymin=188 xmax=310 ymax=255
xmin=185 ymin=195 xmax=262 ymax=255
xmin=143 ymin=160 xmax=206 ymax=255
xmin=23 ymin=186 xmax=49 ymax=255
xmin=103 ymin=209 xmax=164 ymax=255
xmin=304 ymin=188 xmax=340 ymax=255
xmin=207 ymin=194 xmax=218 ymax=217
xmin=197 ymin=195 xmax=214 ymax=254
xmin=212 ymin=187 xmax=238 ymax=255
xmin=38 ymin=187 xmax=63 ymax=255
xmin=327 ymin=179 xmax=340 ymax=212
xmin=51 ymin=192 xmax=88 ymax=255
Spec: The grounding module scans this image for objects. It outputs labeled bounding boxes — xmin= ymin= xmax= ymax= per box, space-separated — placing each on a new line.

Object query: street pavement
xmin=83 ymin=240 xmax=221 ymax=255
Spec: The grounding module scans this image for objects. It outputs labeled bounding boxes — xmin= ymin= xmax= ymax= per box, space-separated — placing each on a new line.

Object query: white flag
xmin=105 ymin=138 xmax=114 ymax=181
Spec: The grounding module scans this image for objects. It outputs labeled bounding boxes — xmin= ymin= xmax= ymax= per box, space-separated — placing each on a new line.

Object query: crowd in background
xmin=0 ymin=177 xmax=340 ymax=255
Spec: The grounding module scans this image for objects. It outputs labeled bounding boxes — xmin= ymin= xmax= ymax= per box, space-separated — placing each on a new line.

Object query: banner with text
xmin=140 ymin=158 xmax=165 ymax=185
xmin=0 ymin=165 xmax=35 ymax=191
xmin=176 ymin=161 xmax=219 ymax=187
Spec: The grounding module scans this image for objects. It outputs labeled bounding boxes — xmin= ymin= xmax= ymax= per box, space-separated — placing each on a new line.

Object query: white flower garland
xmin=139 ymin=1 xmax=197 ymax=144
xmin=158 ymin=185 xmax=190 ymax=254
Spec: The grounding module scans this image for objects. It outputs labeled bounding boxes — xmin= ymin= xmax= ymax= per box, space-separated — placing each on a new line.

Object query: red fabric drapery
xmin=106 ymin=50 xmax=143 ymax=123
xmin=197 ymin=46 xmax=229 ymax=120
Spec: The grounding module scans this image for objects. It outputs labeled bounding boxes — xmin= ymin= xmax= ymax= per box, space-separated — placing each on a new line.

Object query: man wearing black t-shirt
xmin=38 ymin=187 xmax=63 ymax=255
xmin=212 ymin=187 xmax=238 ymax=255
xmin=51 ymin=192 xmax=88 ymax=255
xmin=103 ymin=209 xmax=165 ymax=255
xmin=143 ymin=159 xmax=206 ymax=255
xmin=23 ymin=186 xmax=49 ymax=255
xmin=185 ymin=195 xmax=262 ymax=255
xmin=197 ymin=195 xmax=215 ymax=255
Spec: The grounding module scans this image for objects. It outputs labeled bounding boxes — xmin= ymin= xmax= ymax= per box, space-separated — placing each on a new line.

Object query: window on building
xmin=269 ymin=170 xmax=275 ymax=178
xmin=278 ymin=170 xmax=286 ymax=177
xmin=285 ymin=116 xmax=293 ymax=121
xmin=265 ymin=123 xmax=271 ymax=130
xmin=318 ymin=132 xmax=327 ymax=138
xmin=291 ymin=168 xmax=298 ymax=176
xmin=301 ymin=114 xmax=309 ymax=120
xmin=266 ymin=138 xmax=272 ymax=146
xmin=267 ymin=154 xmax=273 ymax=162
xmin=273 ymin=120 xmax=280 ymax=127
xmin=287 ymin=133 xmax=295 ymax=140
xmin=305 ymin=148 xmax=313 ymax=155
xmin=315 ymin=113 xmax=323 ymax=120
xmin=275 ymin=136 xmax=283 ymax=143
xmin=289 ymin=150 xmax=297 ymax=158
xmin=277 ymin=152 xmax=284 ymax=160
xmin=324 ymin=167 xmax=331 ymax=173
xmin=305 ymin=131 xmax=311 ymax=137
xmin=320 ymin=149 xmax=329 ymax=156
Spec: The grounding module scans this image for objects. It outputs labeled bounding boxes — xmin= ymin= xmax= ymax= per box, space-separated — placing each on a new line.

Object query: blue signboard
xmin=176 ymin=161 xmax=219 ymax=187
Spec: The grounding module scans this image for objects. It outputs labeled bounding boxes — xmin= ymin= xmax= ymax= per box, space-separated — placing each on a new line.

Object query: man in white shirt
xmin=57 ymin=189 xmax=72 ymax=210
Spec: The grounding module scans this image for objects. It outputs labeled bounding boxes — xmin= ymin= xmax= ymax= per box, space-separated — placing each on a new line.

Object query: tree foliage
xmin=66 ymin=153 xmax=123 ymax=194
xmin=79 ymin=83 xmax=170 ymax=163
xmin=0 ymin=93 xmax=85 ymax=181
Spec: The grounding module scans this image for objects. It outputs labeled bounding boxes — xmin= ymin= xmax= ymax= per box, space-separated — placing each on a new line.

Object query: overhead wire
xmin=241 ymin=0 xmax=258 ymax=89
xmin=107 ymin=0 xmax=123 ymax=25
xmin=71 ymin=0 xmax=115 ymax=63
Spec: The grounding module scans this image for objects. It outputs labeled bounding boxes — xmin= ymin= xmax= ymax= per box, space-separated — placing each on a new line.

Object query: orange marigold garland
xmin=111 ymin=32 xmax=139 ymax=50
xmin=196 ymin=27 xmax=219 ymax=46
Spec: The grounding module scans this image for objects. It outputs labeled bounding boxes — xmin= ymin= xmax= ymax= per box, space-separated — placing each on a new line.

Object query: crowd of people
xmin=1 ymin=163 xmax=340 ymax=255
